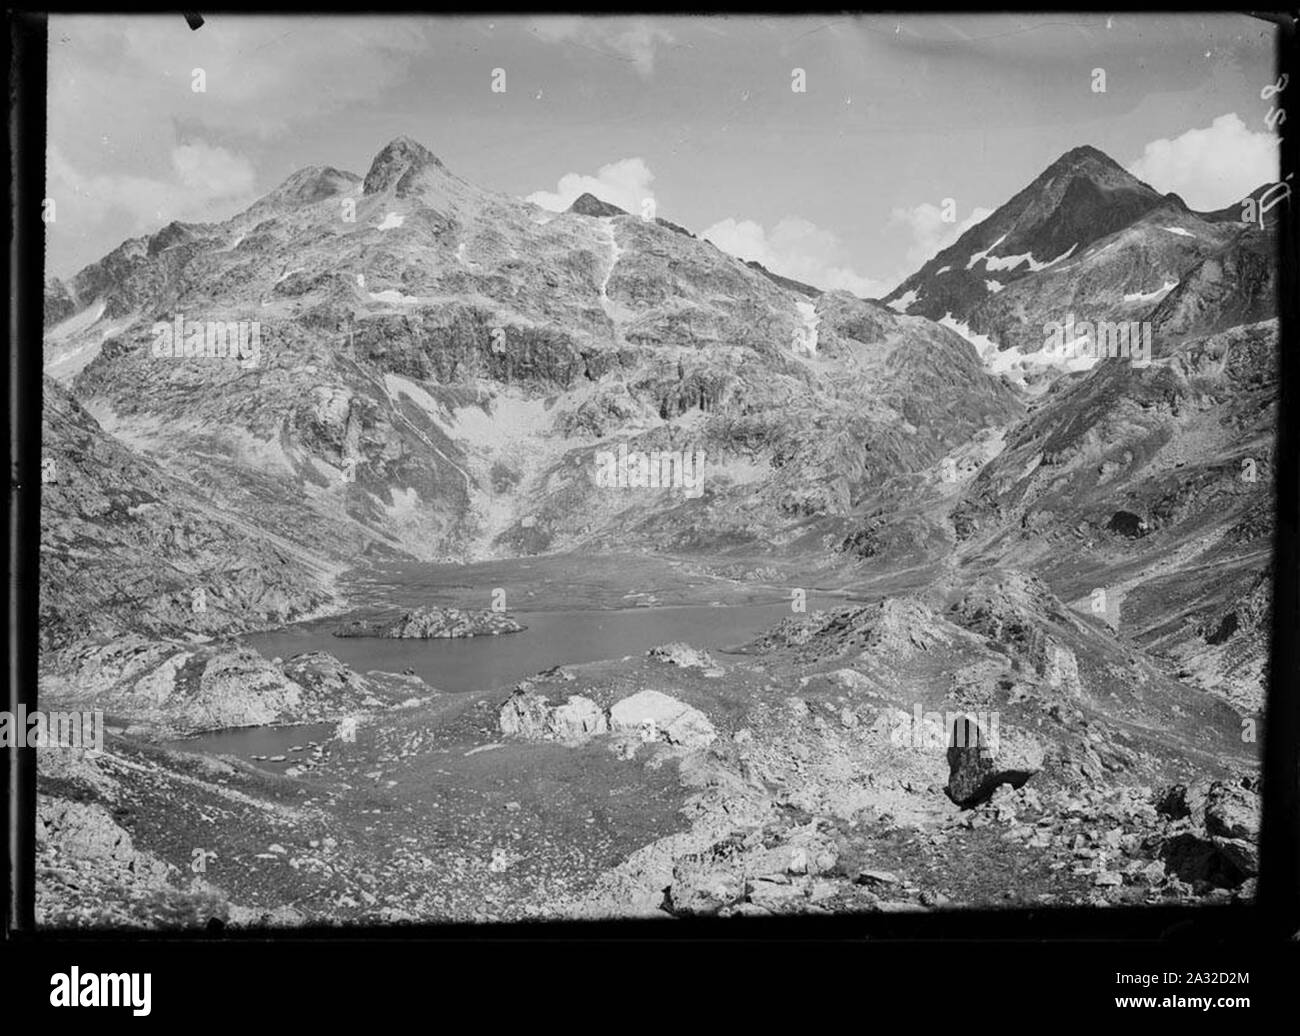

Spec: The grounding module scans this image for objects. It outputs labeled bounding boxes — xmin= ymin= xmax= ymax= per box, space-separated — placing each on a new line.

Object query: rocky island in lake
xmin=333 ymin=607 xmax=526 ymax=639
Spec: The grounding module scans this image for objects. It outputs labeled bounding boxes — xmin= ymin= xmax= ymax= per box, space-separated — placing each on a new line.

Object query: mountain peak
xmin=1041 ymin=144 xmax=1141 ymax=188
xmin=363 ymin=136 xmax=446 ymax=196
xmin=1056 ymin=143 xmax=1115 ymax=165
xmin=249 ymin=165 xmax=359 ymax=214
xmin=567 ymin=192 xmax=627 ymax=217
xmin=883 ymin=141 xmax=1183 ymax=320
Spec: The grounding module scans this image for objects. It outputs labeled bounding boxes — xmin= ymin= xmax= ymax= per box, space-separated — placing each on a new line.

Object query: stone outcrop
xmin=499 ymin=687 xmax=716 ymax=750
xmin=946 ymin=726 xmax=1045 ymax=807
xmin=1155 ymin=778 xmax=1260 ymax=889
xmin=608 ymin=690 xmax=717 ymax=749
xmin=498 ymin=691 xmax=607 ymax=743
xmin=646 ymin=642 xmax=721 ymax=673
xmin=334 ymin=607 xmax=525 ymax=639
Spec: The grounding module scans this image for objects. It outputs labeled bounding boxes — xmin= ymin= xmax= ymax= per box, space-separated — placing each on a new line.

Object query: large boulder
xmin=946 ymin=725 xmax=1045 ymax=806
xmin=609 ymin=690 xmax=716 ymax=749
xmin=666 ymin=850 xmax=744 ymax=916
xmin=498 ymin=690 xmax=607 ymax=743
xmin=499 ymin=690 xmax=553 ymax=739
xmin=1152 ymin=777 xmax=1260 ymax=889
xmin=1030 ymin=634 xmax=1083 ymax=696
xmin=647 ymin=642 xmax=719 ymax=671
xmin=1205 ymin=780 xmax=1260 ymax=841
xmin=1161 ymin=832 xmax=1258 ymax=887
xmin=550 ymin=696 xmax=609 ymax=741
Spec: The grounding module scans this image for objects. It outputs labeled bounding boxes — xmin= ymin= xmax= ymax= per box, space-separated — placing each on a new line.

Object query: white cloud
xmin=171 ymin=142 xmax=258 ymax=198
xmin=528 ymin=16 xmax=674 ymax=76
xmin=526 ymin=157 xmax=655 ymax=214
xmin=701 ymin=216 xmax=894 ymax=299
xmin=888 ymin=202 xmax=993 ymax=270
xmin=46 ymin=141 xmax=258 ymax=274
xmin=1127 ymin=113 xmax=1280 ymax=211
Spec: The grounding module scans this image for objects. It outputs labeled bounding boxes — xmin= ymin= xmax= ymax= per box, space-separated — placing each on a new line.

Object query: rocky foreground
xmin=35 ymin=574 xmax=1258 ymax=928
xmin=333 ymin=607 xmax=526 ymax=639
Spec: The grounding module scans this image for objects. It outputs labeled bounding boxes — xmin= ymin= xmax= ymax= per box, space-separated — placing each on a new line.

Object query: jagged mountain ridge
xmin=43 ymin=135 xmax=1019 ymax=571
xmin=884 ymin=147 xmax=1186 ymax=318
xmin=880 ymin=144 xmax=1271 ymax=386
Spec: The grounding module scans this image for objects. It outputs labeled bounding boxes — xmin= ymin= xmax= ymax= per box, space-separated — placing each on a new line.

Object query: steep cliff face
xmin=39 ymin=376 xmax=339 ymax=653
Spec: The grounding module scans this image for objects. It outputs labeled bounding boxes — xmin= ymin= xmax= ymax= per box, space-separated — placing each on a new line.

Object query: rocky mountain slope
xmin=881 ymin=146 xmax=1269 ymax=386
xmin=44 ymin=136 xmax=1019 ymax=573
xmin=39 ymin=376 xmax=339 ymax=652
xmin=37 ymin=137 xmax=1275 ymax=926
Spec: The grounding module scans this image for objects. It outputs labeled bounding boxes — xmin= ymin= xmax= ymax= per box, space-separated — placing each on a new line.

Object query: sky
xmin=45 ymin=14 xmax=1282 ymax=295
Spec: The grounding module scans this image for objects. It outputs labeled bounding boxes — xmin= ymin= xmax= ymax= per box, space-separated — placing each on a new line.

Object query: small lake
xmin=240 ymin=599 xmax=834 ymax=695
xmin=163 ymin=722 xmax=338 ymax=773
xmin=165 ymin=554 xmax=850 ymax=765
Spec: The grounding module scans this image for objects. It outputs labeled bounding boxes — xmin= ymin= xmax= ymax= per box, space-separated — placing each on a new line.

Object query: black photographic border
xmin=5 ymin=3 xmax=1298 ymax=1010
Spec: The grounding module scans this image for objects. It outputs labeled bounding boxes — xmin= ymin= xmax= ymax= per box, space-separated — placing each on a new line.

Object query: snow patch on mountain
xmin=983 ymin=243 xmax=1077 ymax=273
xmin=384 ymin=373 xmax=441 ymax=417
xmin=598 ymin=223 xmax=629 ymax=326
xmin=940 ymin=314 xmax=1001 ymax=363
xmin=444 ymin=391 xmax=555 ymax=453
xmin=454 ymin=242 xmax=483 ymax=271
xmin=1055 ymin=337 xmax=1104 ymax=372
xmin=377 ymin=212 xmax=405 ymax=231
xmin=1123 ymin=280 xmax=1179 ymax=303
xmin=794 ymin=300 xmax=820 ymax=356
xmin=379 ymin=485 xmax=423 ymax=520
xmin=44 ymin=299 xmax=136 ymax=383
xmin=965 ymin=234 xmax=1008 ymax=270
xmin=985 ymin=279 xmax=1004 ymax=293
xmin=46 ymin=298 xmax=106 ymax=341
xmin=1161 ymin=226 xmax=1194 ymax=238
xmin=888 ymin=289 xmax=919 ymax=313
xmin=941 ymin=311 xmax=1098 ymax=380
xmin=368 ymin=289 xmax=421 ymax=305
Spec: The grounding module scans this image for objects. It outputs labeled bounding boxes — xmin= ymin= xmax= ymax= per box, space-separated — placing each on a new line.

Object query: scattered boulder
xmin=946 ymin=726 xmax=1045 ymax=807
xmin=1155 ymin=783 xmax=1197 ymax=820
xmin=1205 ymin=780 xmax=1260 ymax=841
xmin=647 ymin=642 xmax=720 ymax=672
xmin=667 ymin=852 xmax=744 ymax=916
xmin=1161 ymin=832 xmax=1257 ymax=888
xmin=1030 ymin=633 xmax=1083 ymax=696
xmin=829 ymin=668 xmax=874 ymax=694
xmin=550 ymin=696 xmax=609 ymax=741
xmin=498 ymin=691 xmax=607 ymax=743
xmin=608 ymin=690 xmax=716 ymax=749
xmin=1152 ymin=778 xmax=1260 ymax=889
xmin=37 ymin=799 xmax=172 ymax=883
xmin=1107 ymin=510 xmax=1150 ymax=539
